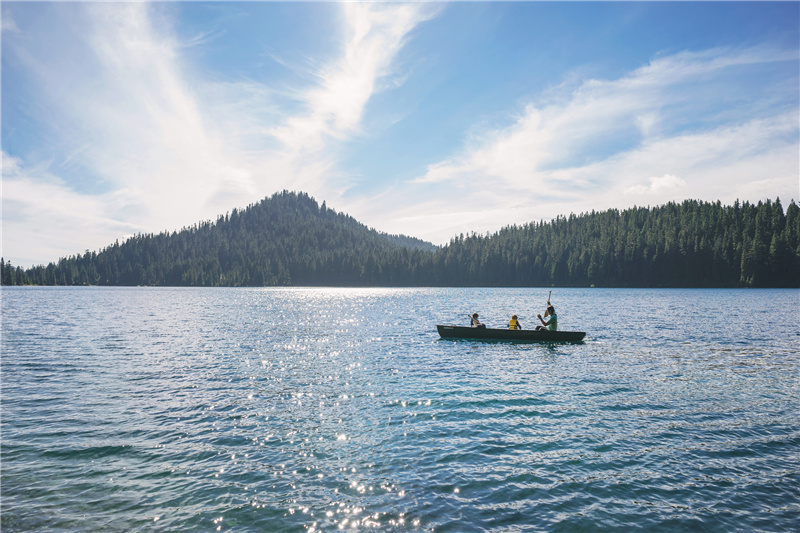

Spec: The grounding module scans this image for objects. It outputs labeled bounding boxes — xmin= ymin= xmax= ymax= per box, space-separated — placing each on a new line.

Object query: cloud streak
xmin=2 ymin=2 xmax=438 ymax=266
xmin=2 ymin=4 xmax=797 ymax=264
xmin=385 ymin=46 xmax=798 ymax=243
xmin=263 ymin=3 xmax=439 ymax=194
xmin=2 ymin=152 xmax=142 ymax=263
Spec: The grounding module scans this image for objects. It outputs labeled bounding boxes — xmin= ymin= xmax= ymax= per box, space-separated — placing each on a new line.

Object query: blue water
xmin=2 ymin=287 xmax=798 ymax=532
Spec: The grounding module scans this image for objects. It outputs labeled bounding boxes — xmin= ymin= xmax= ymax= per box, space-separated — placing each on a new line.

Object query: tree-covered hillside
xmin=3 ymin=191 xmax=434 ymax=287
xmin=2 ymin=192 xmax=798 ymax=287
xmin=433 ymin=198 xmax=799 ymax=287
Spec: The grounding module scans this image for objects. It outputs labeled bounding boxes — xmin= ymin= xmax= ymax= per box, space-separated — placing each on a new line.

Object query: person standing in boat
xmin=508 ymin=314 xmax=522 ymax=330
xmin=536 ymin=305 xmax=557 ymax=331
xmin=470 ymin=313 xmax=486 ymax=328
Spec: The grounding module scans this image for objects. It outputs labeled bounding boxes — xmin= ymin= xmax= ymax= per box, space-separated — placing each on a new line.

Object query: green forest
xmin=2 ymin=191 xmax=799 ymax=287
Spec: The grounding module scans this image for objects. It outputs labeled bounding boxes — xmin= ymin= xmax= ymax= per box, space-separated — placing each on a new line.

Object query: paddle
xmin=537 ymin=291 xmax=552 ymax=329
xmin=467 ymin=313 xmax=484 ymax=328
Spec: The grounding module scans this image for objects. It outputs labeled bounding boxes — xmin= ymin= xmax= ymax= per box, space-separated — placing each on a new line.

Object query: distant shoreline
xmin=3 ymin=193 xmax=799 ymax=289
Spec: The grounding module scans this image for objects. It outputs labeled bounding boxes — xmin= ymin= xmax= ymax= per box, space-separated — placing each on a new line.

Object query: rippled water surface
xmin=2 ymin=287 xmax=799 ymax=532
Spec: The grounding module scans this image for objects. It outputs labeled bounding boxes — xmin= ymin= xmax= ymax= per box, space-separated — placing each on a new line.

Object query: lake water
xmin=1 ymin=287 xmax=798 ymax=532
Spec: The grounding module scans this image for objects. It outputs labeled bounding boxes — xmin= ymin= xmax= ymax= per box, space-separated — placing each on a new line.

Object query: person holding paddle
xmin=536 ymin=291 xmax=558 ymax=331
xmin=469 ymin=312 xmax=486 ymax=328
xmin=536 ymin=305 xmax=558 ymax=331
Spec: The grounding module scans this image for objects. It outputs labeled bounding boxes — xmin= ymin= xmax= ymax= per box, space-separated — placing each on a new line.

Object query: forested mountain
xmin=3 ymin=191 xmax=434 ymax=287
xmin=2 ymin=192 xmax=798 ymax=287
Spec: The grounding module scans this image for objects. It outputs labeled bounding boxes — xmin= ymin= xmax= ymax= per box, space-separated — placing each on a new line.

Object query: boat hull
xmin=436 ymin=324 xmax=585 ymax=343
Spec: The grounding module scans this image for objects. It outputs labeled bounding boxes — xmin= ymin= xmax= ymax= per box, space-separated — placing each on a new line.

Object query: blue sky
xmin=2 ymin=2 xmax=798 ymax=267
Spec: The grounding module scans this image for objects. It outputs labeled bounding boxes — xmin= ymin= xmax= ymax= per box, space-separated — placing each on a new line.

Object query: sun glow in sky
xmin=2 ymin=1 xmax=799 ymax=267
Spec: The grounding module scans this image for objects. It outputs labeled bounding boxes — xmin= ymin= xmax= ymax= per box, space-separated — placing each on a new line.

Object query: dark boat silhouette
xmin=437 ymin=324 xmax=586 ymax=343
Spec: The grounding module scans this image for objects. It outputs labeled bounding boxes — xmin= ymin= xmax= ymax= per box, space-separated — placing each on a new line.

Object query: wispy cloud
xmin=2 ymin=3 xmax=797 ymax=264
xmin=1 ymin=14 xmax=19 ymax=33
xmin=389 ymin=46 xmax=799 ymax=243
xmin=264 ymin=3 xmax=439 ymax=192
xmin=624 ymin=174 xmax=686 ymax=197
xmin=2 ymin=152 xmax=142 ymax=264
xmin=2 ymin=2 xmax=438 ymax=265
xmin=417 ymin=47 xmax=797 ymax=186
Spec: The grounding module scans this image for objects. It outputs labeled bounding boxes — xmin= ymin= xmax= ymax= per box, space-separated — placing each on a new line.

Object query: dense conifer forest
xmin=2 ymin=191 xmax=799 ymax=287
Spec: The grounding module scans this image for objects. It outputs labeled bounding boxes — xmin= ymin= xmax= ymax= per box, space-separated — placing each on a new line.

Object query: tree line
xmin=2 ymin=191 xmax=798 ymax=288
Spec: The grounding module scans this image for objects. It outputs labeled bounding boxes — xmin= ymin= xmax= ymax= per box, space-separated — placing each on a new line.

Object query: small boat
xmin=436 ymin=324 xmax=586 ymax=343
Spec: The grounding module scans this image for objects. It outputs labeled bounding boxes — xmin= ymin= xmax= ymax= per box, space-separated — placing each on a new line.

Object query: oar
xmin=537 ymin=291 xmax=552 ymax=329
xmin=467 ymin=313 xmax=484 ymax=328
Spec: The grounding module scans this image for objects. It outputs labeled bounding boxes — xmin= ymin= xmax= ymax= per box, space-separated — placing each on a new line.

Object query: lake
xmin=1 ymin=287 xmax=798 ymax=532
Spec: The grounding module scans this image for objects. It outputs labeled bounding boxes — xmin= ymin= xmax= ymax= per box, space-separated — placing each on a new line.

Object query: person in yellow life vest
xmin=508 ymin=314 xmax=522 ymax=330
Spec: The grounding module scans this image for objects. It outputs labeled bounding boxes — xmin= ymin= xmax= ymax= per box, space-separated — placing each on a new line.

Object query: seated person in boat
xmin=536 ymin=305 xmax=558 ymax=331
xmin=508 ymin=314 xmax=522 ymax=330
xmin=470 ymin=313 xmax=486 ymax=328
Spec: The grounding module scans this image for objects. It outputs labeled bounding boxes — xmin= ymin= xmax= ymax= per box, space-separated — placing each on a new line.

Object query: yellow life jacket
xmin=509 ymin=318 xmax=520 ymax=330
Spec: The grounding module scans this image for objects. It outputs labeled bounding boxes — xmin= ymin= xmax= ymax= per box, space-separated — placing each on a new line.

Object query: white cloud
xmin=2 ymin=4 xmax=797 ymax=263
xmin=2 ymin=152 xmax=143 ymax=266
xmin=265 ymin=3 xmax=439 ymax=193
xmin=388 ymin=46 xmax=799 ymax=243
xmin=2 ymin=15 xmax=19 ymax=33
xmin=624 ymin=174 xmax=686 ymax=196
xmin=596 ymin=112 xmax=799 ymax=205
xmin=2 ymin=2 xmax=438 ymax=266
xmin=417 ymin=46 xmax=798 ymax=189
